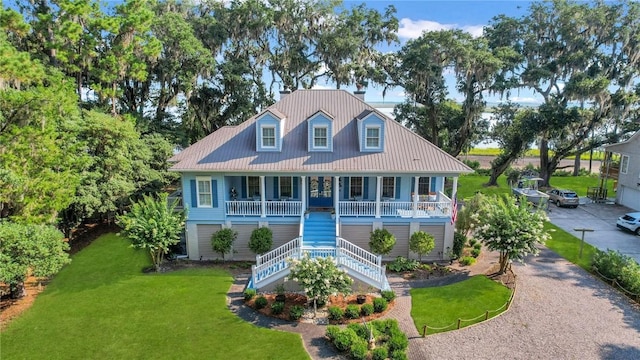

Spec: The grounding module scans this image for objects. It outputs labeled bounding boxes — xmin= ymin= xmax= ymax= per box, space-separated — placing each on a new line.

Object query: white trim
xmin=261 ymin=125 xmax=276 ymax=148
xmin=313 ymin=125 xmax=329 ymax=148
xmin=418 ymin=176 xmax=431 ymax=195
xmin=365 ymin=125 xmax=381 ymax=148
xmin=196 ymin=176 xmax=212 ymax=207
xmin=621 ymin=155 xmax=629 ymax=174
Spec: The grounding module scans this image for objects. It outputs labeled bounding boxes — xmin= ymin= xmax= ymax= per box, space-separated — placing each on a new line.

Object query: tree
xmin=248 ymin=226 xmax=273 ymax=255
xmin=0 ymin=222 xmax=71 ymax=298
xmin=470 ymin=194 xmax=550 ymax=274
xmin=116 ymin=193 xmax=186 ymax=272
xmin=409 ymin=231 xmax=435 ymax=262
xmin=211 ymin=228 xmax=237 ymax=261
xmin=369 ymin=228 xmax=395 ymax=256
xmin=286 ymin=253 xmax=353 ymax=316
xmin=455 ymin=193 xmax=486 ymax=237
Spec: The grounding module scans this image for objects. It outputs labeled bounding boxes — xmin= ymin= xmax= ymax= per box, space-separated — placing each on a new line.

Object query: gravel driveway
xmin=414 ymin=248 xmax=640 ymax=359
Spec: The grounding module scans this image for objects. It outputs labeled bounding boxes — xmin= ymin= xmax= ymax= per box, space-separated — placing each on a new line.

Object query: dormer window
xmin=261 ymin=126 xmax=276 ymax=148
xmin=365 ymin=126 xmax=380 ymax=148
xmin=313 ymin=126 xmax=328 ymax=148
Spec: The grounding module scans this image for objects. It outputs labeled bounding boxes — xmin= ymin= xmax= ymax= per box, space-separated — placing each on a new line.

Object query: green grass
xmin=456 ymin=173 xmax=615 ymax=199
xmin=410 ymin=276 xmax=512 ymax=335
xmin=544 ymin=222 xmax=597 ymax=272
xmin=1 ymin=234 xmax=309 ymax=360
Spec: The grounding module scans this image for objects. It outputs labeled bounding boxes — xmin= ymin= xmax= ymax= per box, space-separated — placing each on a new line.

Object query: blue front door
xmin=309 ymin=176 xmax=333 ymax=208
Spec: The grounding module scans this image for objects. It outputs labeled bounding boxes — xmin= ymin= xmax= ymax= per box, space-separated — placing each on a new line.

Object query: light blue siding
xmin=183 ymin=173 xmax=225 ymax=221
xmin=255 ymin=113 xmax=283 ymax=152
xmin=357 ymin=113 xmax=385 ymax=152
xmin=307 ymin=113 xmax=333 ymax=152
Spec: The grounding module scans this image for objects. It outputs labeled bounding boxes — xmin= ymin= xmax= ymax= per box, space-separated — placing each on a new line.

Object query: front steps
xmin=303 ymin=212 xmax=335 ymax=248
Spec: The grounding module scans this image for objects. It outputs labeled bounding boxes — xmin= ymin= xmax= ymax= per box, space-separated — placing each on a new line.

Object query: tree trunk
xmin=498 ymin=253 xmax=509 ymax=275
xmin=573 ymin=152 xmax=581 ymax=176
xmin=486 ymin=155 xmax=516 ymax=186
xmin=539 ymin=138 xmax=551 ymax=187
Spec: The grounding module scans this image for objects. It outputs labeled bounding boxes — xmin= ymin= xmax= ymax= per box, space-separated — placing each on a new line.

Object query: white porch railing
xmin=225 ymin=200 xmax=302 ymax=216
xmin=336 ymin=238 xmax=387 ymax=290
xmin=338 ymin=197 xmax=452 ymax=218
xmin=338 ymin=201 xmax=376 ymax=216
xmin=252 ymin=237 xmax=301 ymax=288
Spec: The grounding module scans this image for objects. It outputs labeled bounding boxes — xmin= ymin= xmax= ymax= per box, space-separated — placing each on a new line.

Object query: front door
xmin=309 ymin=176 xmax=333 ymax=208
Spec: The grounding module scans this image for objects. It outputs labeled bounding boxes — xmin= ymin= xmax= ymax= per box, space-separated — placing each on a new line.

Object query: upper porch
xmin=179 ymin=174 xmax=459 ymax=220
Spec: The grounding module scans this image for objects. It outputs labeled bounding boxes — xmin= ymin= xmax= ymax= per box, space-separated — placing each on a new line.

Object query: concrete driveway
xmin=546 ymin=202 xmax=640 ymax=263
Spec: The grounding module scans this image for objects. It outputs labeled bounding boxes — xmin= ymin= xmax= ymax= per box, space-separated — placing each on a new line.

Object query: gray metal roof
xmin=169 ymin=89 xmax=472 ymax=175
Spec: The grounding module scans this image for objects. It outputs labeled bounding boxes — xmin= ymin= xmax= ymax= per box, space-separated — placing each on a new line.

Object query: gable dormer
xmin=307 ymin=109 xmax=334 ymax=152
xmin=356 ymin=110 xmax=385 ymax=152
xmin=255 ymin=109 xmax=286 ymax=152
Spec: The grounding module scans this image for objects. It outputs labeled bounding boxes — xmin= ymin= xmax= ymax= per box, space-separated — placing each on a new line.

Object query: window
xmin=261 ymin=126 xmax=275 ymax=148
xmin=621 ymin=155 xmax=629 ymax=174
xmin=418 ymin=177 xmax=431 ymax=196
xmin=279 ymin=176 xmax=292 ymax=198
xmin=365 ymin=126 xmax=380 ymax=148
xmin=247 ymin=176 xmax=260 ymax=198
xmin=382 ymin=177 xmax=395 ymax=198
xmin=196 ymin=177 xmax=212 ymax=207
xmin=313 ymin=126 xmax=328 ymax=147
xmin=350 ymin=177 xmax=363 ymax=198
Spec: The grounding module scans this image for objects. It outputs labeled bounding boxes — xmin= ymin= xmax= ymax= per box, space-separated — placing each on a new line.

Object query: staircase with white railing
xmin=249 ymin=226 xmax=389 ymax=290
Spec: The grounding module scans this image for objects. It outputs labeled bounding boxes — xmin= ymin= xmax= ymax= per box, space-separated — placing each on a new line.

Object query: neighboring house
xmin=605 ymin=131 xmax=640 ymax=211
xmin=169 ymin=89 xmax=472 ymax=289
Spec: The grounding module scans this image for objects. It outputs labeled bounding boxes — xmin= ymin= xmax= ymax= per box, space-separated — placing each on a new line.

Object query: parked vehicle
xmin=546 ymin=189 xmax=579 ymax=208
xmin=512 ymin=177 xmax=549 ymax=208
xmin=616 ymin=212 xmax=640 ymax=235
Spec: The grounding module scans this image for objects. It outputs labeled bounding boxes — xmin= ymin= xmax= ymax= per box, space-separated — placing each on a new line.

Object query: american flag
xmin=450 ymin=196 xmax=458 ymax=225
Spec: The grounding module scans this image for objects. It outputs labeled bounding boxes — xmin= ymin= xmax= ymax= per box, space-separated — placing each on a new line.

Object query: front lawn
xmin=1 ymin=234 xmax=309 ymax=360
xmin=410 ymin=275 xmax=512 ymax=335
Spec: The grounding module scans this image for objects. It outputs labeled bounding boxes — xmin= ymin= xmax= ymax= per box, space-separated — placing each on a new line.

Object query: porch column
xmin=260 ymin=175 xmax=266 ymax=218
xmin=334 ymin=176 xmax=340 ymax=219
xmin=452 ymin=177 xmax=458 ymax=200
xmin=301 ymin=176 xmax=307 ymax=214
xmin=375 ymin=176 xmax=382 ymax=218
xmin=413 ymin=176 xmax=419 ymax=218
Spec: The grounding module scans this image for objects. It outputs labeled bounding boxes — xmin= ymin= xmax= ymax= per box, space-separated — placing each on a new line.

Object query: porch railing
xmin=252 ymin=237 xmax=301 ymax=288
xmin=338 ymin=198 xmax=452 ymax=218
xmin=225 ymin=200 xmax=302 ymax=216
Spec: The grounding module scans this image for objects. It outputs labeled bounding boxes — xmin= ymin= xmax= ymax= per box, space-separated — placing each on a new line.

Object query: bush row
xmin=593 ymin=249 xmax=640 ymax=294
xmin=328 ymin=297 xmax=390 ymax=321
xmin=326 ymin=319 xmax=408 ymax=360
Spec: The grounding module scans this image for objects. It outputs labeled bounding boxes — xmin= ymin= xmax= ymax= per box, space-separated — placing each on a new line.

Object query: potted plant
xmin=355 ymin=284 xmax=370 ymax=304
xmin=330 ymin=208 xmax=336 ymax=219
xmin=304 ymin=209 xmax=310 ymax=219
xmin=274 ymin=283 xmax=286 ymax=303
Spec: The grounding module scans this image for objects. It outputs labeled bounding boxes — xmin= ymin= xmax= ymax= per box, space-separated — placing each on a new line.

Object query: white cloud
xmin=398 ymin=18 xmax=485 ymax=39
xmin=311 ymin=84 xmax=333 ymax=90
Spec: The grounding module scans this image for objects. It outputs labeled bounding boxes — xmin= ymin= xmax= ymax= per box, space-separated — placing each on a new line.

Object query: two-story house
xmin=605 ymin=131 xmax=640 ymax=210
xmin=169 ymin=89 xmax=472 ymax=289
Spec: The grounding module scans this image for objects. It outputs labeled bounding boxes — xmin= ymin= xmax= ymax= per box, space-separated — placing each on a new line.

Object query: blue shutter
xmin=293 ymin=177 xmax=299 ymax=198
xmin=190 ymin=180 xmax=197 ymax=208
xmin=431 ymin=177 xmax=436 ymax=192
xmin=343 ymin=177 xmax=349 ymax=199
xmin=363 ymin=177 xmax=369 ymax=200
xmin=411 ymin=177 xmax=415 ymax=196
xmin=395 ymin=177 xmax=401 ymax=199
xmin=241 ymin=177 xmax=247 ymax=199
xmin=273 ymin=177 xmax=279 ymax=198
xmin=211 ymin=179 xmax=218 ymax=208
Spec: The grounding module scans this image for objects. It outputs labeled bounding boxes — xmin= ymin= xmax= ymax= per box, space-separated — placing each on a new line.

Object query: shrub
xmin=345 ymin=304 xmax=360 ymax=319
xmin=369 ymin=228 xmax=396 ymax=255
xmin=473 ymin=243 xmax=482 ymax=250
xmin=452 ymin=232 xmax=466 ymax=259
xmin=459 ymin=256 xmax=476 ymax=266
xmin=471 ymin=248 xmax=481 ymax=258
xmin=328 ymin=306 xmax=344 ymax=321
xmin=270 ymin=301 xmax=285 ymax=315
xmin=254 ymin=295 xmax=268 ymax=309
xmin=325 ymin=325 xmax=341 ymax=341
xmin=388 ymin=331 xmax=409 ymax=352
xmin=289 ymin=305 xmax=305 ymax=320
xmin=350 ymin=338 xmax=368 ymax=360
xmin=409 ymin=230 xmax=435 ymax=261
xmin=347 ymin=323 xmax=368 ymax=339
xmin=468 ymin=238 xmax=477 ymax=247
xmin=419 ymin=263 xmax=432 ymax=272
xmin=462 ymin=159 xmax=480 ymax=170
xmin=243 ymin=288 xmax=256 ymax=301
xmin=372 ymin=347 xmax=389 ymax=360
xmin=333 ymin=328 xmax=357 ymax=352
xmin=373 ymin=297 xmax=388 ymax=313
xmin=361 ymin=303 xmax=374 ymax=316
xmin=387 ymin=256 xmax=419 ymax=272
xmin=210 ymin=228 xmax=237 ymax=261
xmin=390 ymin=349 xmax=409 ymax=360
xmin=593 ymin=249 xmax=640 ymax=293
xmin=381 ymin=290 xmax=396 ymax=303
xmin=474 ymin=168 xmax=491 ymax=176
xmin=248 ymin=227 xmax=273 ymax=255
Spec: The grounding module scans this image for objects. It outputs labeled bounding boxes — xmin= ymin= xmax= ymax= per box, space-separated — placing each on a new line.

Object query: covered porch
xmin=221 ymin=174 xmax=458 ymax=219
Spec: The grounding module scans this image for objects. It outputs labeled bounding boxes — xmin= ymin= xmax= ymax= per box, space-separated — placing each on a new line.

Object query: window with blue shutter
xmin=395 ymin=177 xmax=401 ymax=199
xmin=292 ymin=177 xmax=299 ymax=199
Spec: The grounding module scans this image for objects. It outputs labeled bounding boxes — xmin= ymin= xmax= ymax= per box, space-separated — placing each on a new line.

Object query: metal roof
xmin=169 ymin=89 xmax=472 ymax=175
